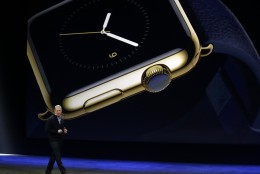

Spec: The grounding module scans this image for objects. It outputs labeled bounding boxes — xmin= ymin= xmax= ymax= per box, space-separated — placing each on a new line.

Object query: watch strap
xmin=182 ymin=0 xmax=260 ymax=131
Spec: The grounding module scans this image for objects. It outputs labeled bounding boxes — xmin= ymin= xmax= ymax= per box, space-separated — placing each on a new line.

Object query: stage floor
xmin=1 ymin=154 xmax=260 ymax=174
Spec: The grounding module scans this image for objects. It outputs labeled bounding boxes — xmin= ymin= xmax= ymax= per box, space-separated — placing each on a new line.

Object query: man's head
xmin=54 ymin=105 xmax=62 ymax=116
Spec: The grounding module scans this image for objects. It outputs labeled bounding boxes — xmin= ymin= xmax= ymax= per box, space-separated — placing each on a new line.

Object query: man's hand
xmin=58 ymin=129 xmax=63 ymax=134
xmin=63 ymin=127 xmax=68 ymax=134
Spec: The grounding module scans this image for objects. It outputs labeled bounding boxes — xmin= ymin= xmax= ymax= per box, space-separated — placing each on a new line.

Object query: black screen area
xmin=26 ymin=0 xmax=260 ymax=145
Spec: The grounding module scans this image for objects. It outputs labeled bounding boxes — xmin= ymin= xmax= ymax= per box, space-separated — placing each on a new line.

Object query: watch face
xmin=59 ymin=0 xmax=149 ymax=70
xmin=28 ymin=0 xmax=195 ymax=111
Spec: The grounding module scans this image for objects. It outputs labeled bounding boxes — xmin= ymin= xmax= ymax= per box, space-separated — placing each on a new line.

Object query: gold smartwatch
xmin=27 ymin=0 xmax=260 ymax=132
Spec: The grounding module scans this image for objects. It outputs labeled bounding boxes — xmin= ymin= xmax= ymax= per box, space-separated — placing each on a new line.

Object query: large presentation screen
xmin=26 ymin=0 xmax=260 ymax=145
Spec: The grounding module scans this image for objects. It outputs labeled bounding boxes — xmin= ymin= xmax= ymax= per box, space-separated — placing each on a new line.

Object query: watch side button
xmin=142 ymin=64 xmax=171 ymax=93
xmin=83 ymin=89 xmax=123 ymax=112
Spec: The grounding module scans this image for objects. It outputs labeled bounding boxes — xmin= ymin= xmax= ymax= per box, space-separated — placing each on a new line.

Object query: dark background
xmin=1 ymin=0 xmax=260 ymax=164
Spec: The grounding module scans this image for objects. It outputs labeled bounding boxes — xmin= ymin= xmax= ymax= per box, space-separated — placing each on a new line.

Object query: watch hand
xmin=101 ymin=12 xmax=111 ymax=34
xmin=105 ymin=32 xmax=139 ymax=47
xmin=100 ymin=12 xmax=138 ymax=47
xmin=60 ymin=31 xmax=110 ymax=36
